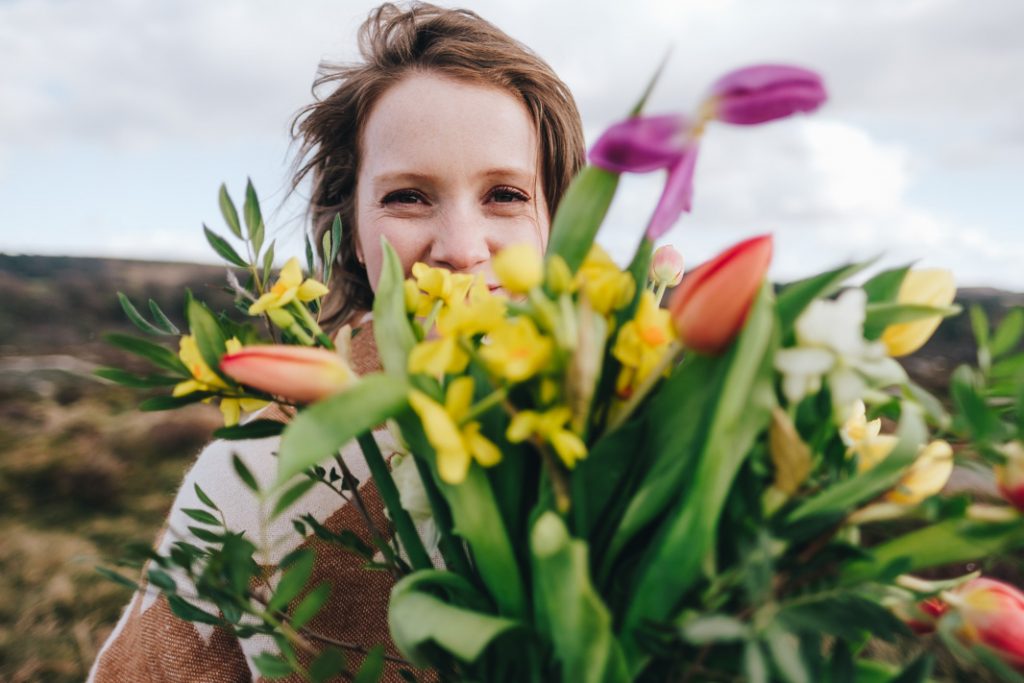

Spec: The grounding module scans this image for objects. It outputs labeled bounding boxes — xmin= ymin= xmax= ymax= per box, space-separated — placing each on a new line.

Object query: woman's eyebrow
xmin=372 ymin=167 xmax=535 ymax=186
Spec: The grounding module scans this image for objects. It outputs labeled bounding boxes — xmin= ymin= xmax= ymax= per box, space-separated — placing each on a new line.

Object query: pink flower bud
xmin=706 ymin=65 xmax=826 ymax=126
xmin=896 ymin=597 xmax=948 ymax=635
xmin=996 ymin=441 xmax=1024 ymax=512
xmin=649 ymin=245 xmax=685 ymax=287
xmin=668 ymin=234 xmax=772 ymax=355
xmin=220 ymin=345 xmax=356 ymax=404
xmin=946 ymin=578 xmax=1024 ymax=670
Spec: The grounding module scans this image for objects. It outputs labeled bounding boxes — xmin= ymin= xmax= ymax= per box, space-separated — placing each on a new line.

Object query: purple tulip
xmin=589 ymin=114 xmax=689 ymax=173
xmin=707 ymin=64 xmax=826 ymax=125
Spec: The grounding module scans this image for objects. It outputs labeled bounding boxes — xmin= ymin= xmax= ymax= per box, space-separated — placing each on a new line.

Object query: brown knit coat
xmin=89 ymin=322 xmax=433 ymax=682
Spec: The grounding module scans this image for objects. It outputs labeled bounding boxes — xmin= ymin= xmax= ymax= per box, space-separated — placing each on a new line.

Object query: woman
xmin=89 ymin=3 xmax=585 ymax=681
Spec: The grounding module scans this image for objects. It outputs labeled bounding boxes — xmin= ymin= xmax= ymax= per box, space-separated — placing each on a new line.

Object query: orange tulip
xmin=945 ymin=578 xmax=1024 ymax=670
xmin=667 ymin=234 xmax=772 ymax=355
xmin=220 ymin=345 xmax=355 ymax=404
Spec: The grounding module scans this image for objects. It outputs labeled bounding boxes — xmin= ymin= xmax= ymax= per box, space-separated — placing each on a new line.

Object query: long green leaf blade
xmin=545 ymin=166 xmax=620 ymax=273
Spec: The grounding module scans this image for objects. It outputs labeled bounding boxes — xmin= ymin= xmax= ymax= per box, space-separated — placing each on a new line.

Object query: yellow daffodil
xmin=885 ymin=439 xmax=954 ymax=505
xmin=174 ymin=336 xmax=267 ymax=426
xmin=881 ymin=269 xmax=956 ymax=357
xmin=249 ymin=258 xmax=329 ymax=315
xmin=612 ymin=290 xmax=676 ymax=397
xmin=492 ymin=243 xmax=543 ymax=294
xmin=409 ymin=262 xmax=475 ymax=314
xmin=437 ymin=279 xmax=506 ymax=338
xmin=507 ymin=406 xmax=587 ymax=468
xmin=479 ymin=316 xmax=553 ymax=383
xmin=545 ymin=255 xmax=576 ymax=295
xmin=407 ymin=378 xmax=501 ymax=484
xmin=575 ymin=244 xmax=636 ymax=316
xmin=408 ymin=334 xmax=470 ymax=376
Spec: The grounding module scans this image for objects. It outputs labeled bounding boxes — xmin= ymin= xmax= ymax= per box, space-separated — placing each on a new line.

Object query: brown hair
xmin=291 ymin=2 xmax=586 ymax=330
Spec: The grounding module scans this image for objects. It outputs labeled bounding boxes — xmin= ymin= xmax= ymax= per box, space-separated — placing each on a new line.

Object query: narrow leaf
xmin=545 ymin=166 xmax=620 ymax=273
xmin=262 ymin=240 xmax=276 ymax=287
xmin=118 ymin=292 xmax=167 ymax=335
xmin=194 ymin=483 xmax=219 ymax=511
xmin=182 ymin=508 xmax=220 ymax=526
xmin=219 ymin=183 xmax=243 ymax=238
xmin=290 ymin=582 xmax=331 ymax=631
xmin=252 ymin=653 xmax=294 ymax=679
xmin=96 ymin=566 xmax=139 ymax=591
xmin=94 ymin=367 xmax=180 ymax=388
xmin=269 ymin=550 xmax=315 ymax=612
xmin=203 ymin=225 xmax=248 ymax=267
xmin=232 ymin=453 xmax=260 ymax=492
xmin=991 ymin=308 xmax=1024 ymax=358
xmin=213 ymin=419 xmax=284 ymax=441
xmin=139 ymin=392 xmax=214 ymax=411
xmin=148 ymin=299 xmax=180 ymax=334
xmin=244 ymin=178 xmax=265 ymax=255
xmin=104 ymin=332 xmax=188 ymax=375
xmin=186 ymin=297 xmax=228 ymax=383
xmin=353 ymin=645 xmax=385 ymax=683
xmin=272 ymin=478 xmax=318 ymax=519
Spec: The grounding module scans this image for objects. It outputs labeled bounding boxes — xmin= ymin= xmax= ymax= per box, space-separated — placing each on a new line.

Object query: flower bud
xmin=891 ymin=596 xmax=948 ymax=635
xmin=881 ymin=269 xmax=956 ymax=357
xmin=705 ymin=64 xmax=827 ymax=125
xmin=649 ymin=245 xmax=685 ymax=287
xmin=220 ymin=345 xmax=356 ymax=404
xmin=667 ymin=234 xmax=772 ymax=355
xmin=944 ymin=578 xmax=1024 ymax=670
xmin=996 ymin=441 xmax=1024 ymax=512
xmin=545 ymin=255 xmax=576 ymax=295
xmin=493 ymin=243 xmax=543 ymax=294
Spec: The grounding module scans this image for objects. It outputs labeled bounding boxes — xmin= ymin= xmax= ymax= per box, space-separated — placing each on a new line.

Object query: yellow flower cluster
xmin=173 ymin=336 xmax=267 ymax=426
xmin=249 ymin=258 xmax=328 ymax=315
xmin=612 ymin=290 xmax=676 ymax=397
xmin=575 ymin=245 xmax=636 ymax=316
xmin=507 ymin=406 xmax=587 ymax=468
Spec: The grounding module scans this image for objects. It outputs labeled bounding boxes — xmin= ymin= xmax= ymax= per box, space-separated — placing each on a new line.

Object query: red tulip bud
xmin=945 ymin=578 xmax=1024 ymax=670
xmin=220 ymin=345 xmax=356 ymax=404
xmin=667 ymin=234 xmax=772 ymax=355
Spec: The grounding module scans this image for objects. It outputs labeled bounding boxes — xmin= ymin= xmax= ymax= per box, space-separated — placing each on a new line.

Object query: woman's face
xmin=355 ymin=72 xmax=549 ymax=292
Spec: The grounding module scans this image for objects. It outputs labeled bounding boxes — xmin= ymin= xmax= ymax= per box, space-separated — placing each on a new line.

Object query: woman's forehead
xmin=360 ymin=72 xmax=539 ymax=180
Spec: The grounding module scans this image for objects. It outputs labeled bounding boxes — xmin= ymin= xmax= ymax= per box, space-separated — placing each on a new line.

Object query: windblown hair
xmin=291 ymin=2 xmax=586 ymax=330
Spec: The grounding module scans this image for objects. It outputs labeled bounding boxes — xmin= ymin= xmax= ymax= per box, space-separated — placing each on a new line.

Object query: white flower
xmin=774 ymin=289 xmax=906 ymax=419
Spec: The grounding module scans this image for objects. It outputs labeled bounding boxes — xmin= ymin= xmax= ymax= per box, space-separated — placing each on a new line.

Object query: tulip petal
xmin=220 ymin=345 xmax=355 ymax=404
xmin=645 ymin=143 xmax=699 ymax=239
xmin=708 ymin=64 xmax=827 ymax=125
xmin=589 ymin=114 xmax=689 ymax=173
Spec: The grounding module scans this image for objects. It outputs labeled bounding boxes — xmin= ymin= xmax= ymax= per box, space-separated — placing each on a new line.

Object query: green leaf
xmin=219 ymin=183 xmax=243 ymax=239
xmin=991 ymin=308 xmax=1024 ymax=358
xmin=530 ymin=512 xmax=629 ymax=683
xmin=186 ymin=297 xmax=228 ymax=383
xmin=104 ymin=332 xmax=189 ymax=375
xmin=96 ymin=566 xmax=139 ymax=591
xmin=118 ymin=292 xmax=169 ymax=335
xmin=777 ymin=594 xmax=908 ymax=642
xmin=290 ymin=581 xmax=331 ymax=631
xmin=304 ymin=234 xmax=315 ymax=277
xmin=262 ymin=240 xmax=276 ymax=287
xmin=275 ymin=374 xmax=409 ymax=484
xmin=94 ymin=367 xmax=180 ymax=388
xmin=628 ymin=49 xmax=670 ymax=117
xmin=271 ymin=478 xmax=318 ymax=519
xmin=213 ymin=419 xmax=284 ymax=441
xmin=252 ymin=652 xmax=294 ymax=679
xmin=203 ymin=225 xmax=248 ymax=267
xmin=232 ymin=454 xmax=260 ymax=492
xmin=863 ymin=302 xmax=960 ymax=331
xmin=353 ymin=645 xmax=385 ymax=683
xmin=309 ymin=646 xmax=346 ymax=683
xmin=182 ymin=508 xmax=220 ymax=526
xmin=678 ymin=614 xmax=748 ymax=644
xmin=330 ymin=215 xmax=342 ymax=263
xmin=139 ymin=391 xmax=215 ymax=411
xmin=970 ymin=303 xmax=990 ymax=346
xmin=951 ymin=364 xmax=1007 ymax=442
xmin=776 ymin=260 xmax=873 ymax=335
xmin=888 ymin=653 xmax=934 ymax=683
xmin=545 ymin=165 xmax=620 ymax=273
xmin=744 ymin=642 xmax=770 ymax=683
xmin=861 ymin=265 xmax=911 ymax=338
xmin=146 ymin=568 xmax=177 ymax=592
xmin=269 ymin=549 xmax=315 ymax=612
xmin=389 ymin=570 xmax=521 ymax=668
xmin=841 ymin=519 xmax=1024 ymax=584
xmin=148 ymin=299 xmax=180 ymax=334
xmin=244 ymin=178 xmax=264 ymax=255
xmin=372 ymin=239 xmax=419 ymax=377
xmin=194 ymin=483 xmax=218 ymax=511
xmin=167 ymin=595 xmax=222 ymax=625
xmin=766 ymin=628 xmax=810 ymax=683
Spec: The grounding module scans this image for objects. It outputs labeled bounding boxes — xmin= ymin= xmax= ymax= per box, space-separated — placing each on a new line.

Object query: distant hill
xmin=2 ymin=253 xmax=1022 ymax=390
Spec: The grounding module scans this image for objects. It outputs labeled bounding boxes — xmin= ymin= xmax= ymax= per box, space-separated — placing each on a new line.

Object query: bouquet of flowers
xmin=102 ymin=64 xmax=1024 ymax=682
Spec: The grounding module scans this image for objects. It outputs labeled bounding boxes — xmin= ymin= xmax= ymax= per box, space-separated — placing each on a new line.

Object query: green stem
xmin=421 ymin=299 xmax=444 ymax=336
xmin=355 ymin=432 xmax=433 ymax=571
xmin=460 ymin=387 xmax=509 ymax=426
xmin=410 ymin=455 xmax=474 ymax=577
xmin=653 ymin=282 xmax=668 ymax=306
xmin=293 ymin=303 xmax=334 ymax=349
xmin=605 ymin=340 xmax=682 ymax=432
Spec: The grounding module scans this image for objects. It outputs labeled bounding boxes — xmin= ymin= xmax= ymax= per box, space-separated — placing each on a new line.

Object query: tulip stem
xmin=355 ymin=431 xmax=433 ymax=571
xmin=293 ymin=303 xmax=334 ymax=350
xmin=653 ymin=282 xmax=668 ymax=306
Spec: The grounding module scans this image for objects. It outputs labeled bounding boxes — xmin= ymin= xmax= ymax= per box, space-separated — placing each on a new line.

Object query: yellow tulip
xmin=492 ymin=243 xmax=543 ymax=294
xmin=881 ymin=269 xmax=956 ymax=357
xmin=249 ymin=257 xmax=329 ymax=315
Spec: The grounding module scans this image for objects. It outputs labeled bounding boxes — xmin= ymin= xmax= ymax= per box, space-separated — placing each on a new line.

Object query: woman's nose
xmin=429 ymin=207 xmax=491 ymax=272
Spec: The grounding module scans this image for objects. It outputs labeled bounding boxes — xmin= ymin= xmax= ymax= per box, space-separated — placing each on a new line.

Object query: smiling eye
xmin=381 ymin=189 xmax=426 ymax=206
xmin=490 ymin=186 xmax=529 ymax=203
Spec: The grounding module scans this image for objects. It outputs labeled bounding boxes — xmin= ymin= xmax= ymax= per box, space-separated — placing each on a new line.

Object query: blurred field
xmin=0 ymin=254 xmax=1021 ymax=682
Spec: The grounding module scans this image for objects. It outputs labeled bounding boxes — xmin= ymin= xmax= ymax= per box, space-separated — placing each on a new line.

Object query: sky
xmin=1 ymin=0 xmax=1022 ymax=290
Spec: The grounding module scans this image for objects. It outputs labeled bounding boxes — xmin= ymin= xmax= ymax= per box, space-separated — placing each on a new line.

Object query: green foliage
xmin=546 ymin=166 xmax=620 ymax=273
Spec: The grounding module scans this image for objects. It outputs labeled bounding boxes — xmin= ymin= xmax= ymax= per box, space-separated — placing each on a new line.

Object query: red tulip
xmin=667 ymin=234 xmax=773 ymax=355
xmin=220 ymin=345 xmax=356 ymax=404
xmin=945 ymin=578 xmax=1024 ymax=670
